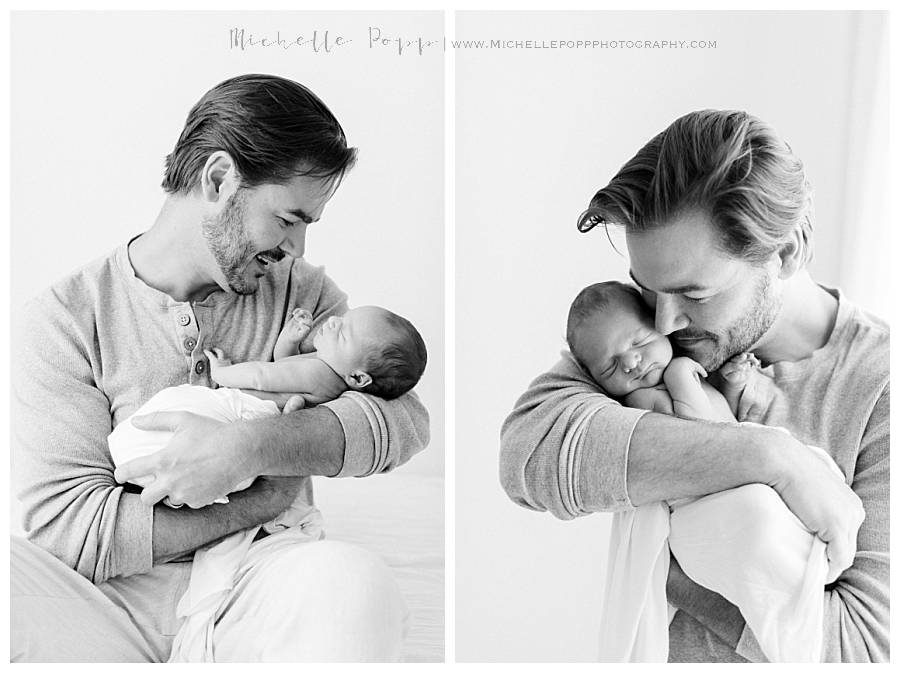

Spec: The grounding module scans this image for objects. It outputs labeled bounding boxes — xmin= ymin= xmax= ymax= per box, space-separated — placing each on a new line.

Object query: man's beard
xmin=201 ymin=189 xmax=257 ymax=295
xmin=673 ymin=270 xmax=780 ymax=372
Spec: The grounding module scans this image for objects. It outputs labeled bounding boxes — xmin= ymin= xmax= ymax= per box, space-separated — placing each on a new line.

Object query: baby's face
xmin=576 ymin=301 xmax=673 ymax=397
xmin=313 ymin=306 xmax=394 ymax=375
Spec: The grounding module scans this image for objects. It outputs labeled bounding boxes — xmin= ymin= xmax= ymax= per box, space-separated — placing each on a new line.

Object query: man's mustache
xmin=671 ymin=329 xmax=716 ymax=341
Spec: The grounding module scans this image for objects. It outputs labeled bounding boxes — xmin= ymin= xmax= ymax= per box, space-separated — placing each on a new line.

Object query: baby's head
xmin=313 ymin=306 xmax=427 ymax=400
xmin=566 ymin=281 xmax=673 ymax=397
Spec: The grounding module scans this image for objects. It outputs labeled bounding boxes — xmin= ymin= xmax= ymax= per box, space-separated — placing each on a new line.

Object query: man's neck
xmin=753 ymin=270 xmax=839 ymax=364
xmin=128 ymin=197 xmax=220 ymax=303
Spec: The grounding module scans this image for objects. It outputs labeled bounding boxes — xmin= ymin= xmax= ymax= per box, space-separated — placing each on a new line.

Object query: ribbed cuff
xmin=576 ymin=405 xmax=648 ymax=512
xmin=109 ymin=490 xmax=155 ymax=580
xmin=325 ymin=394 xmax=377 ymax=478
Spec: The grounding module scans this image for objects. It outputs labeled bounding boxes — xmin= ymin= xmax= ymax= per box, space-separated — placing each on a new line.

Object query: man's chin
xmin=226 ymin=276 xmax=259 ymax=295
xmin=673 ymin=340 xmax=721 ymax=370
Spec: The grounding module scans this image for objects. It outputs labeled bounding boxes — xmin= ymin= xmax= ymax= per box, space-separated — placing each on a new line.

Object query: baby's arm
xmin=623 ymin=384 xmax=675 ymax=415
xmin=664 ymin=357 xmax=712 ymax=419
xmin=273 ymin=308 xmax=313 ymax=360
xmin=206 ymin=348 xmax=337 ymax=399
xmin=664 ymin=357 xmax=736 ymax=423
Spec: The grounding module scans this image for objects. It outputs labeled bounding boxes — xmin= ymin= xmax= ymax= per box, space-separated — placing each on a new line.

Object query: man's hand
xmin=766 ymin=430 xmax=865 ymax=583
xmin=114 ymin=411 xmax=260 ymax=508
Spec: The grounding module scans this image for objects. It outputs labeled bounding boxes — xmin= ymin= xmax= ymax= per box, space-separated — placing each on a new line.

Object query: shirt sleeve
xmin=817 ymin=381 xmax=889 ymax=661
xmin=499 ymin=351 xmax=648 ymax=520
xmin=12 ymin=294 xmax=154 ymax=583
xmin=304 ymin=270 xmax=431 ymax=476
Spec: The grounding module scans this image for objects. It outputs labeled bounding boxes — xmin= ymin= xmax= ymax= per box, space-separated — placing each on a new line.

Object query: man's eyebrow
xmin=628 ymin=269 xmax=708 ymax=294
xmin=286 ymin=208 xmax=318 ymax=224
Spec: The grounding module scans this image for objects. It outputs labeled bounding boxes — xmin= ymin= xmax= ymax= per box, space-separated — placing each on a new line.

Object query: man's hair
xmin=577 ymin=110 xmax=813 ymax=266
xmin=162 ymin=74 xmax=358 ymax=194
xmin=566 ymin=281 xmax=644 ymax=371
xmin=363 ymin=312 xmax=428 ymax=401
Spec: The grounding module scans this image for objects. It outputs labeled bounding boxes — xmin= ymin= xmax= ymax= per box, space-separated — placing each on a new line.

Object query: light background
xmin=10 ymin=10 xmax=445 ymax=477
xmin=454 ymin=11 xmax=889 ymax=662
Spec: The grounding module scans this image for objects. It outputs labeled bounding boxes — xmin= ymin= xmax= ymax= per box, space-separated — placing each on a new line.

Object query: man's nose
xmin=280 ymin=223 xmax=308 ymax=258
xmin=654 ymin=295 xmax=688 ymax=335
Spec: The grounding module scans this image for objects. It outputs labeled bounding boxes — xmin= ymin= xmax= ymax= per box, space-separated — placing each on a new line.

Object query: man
xmin=11 ymin=74 xmax=429 ymax=661
xmin=500 ymin=110 xmax=888 ymax=662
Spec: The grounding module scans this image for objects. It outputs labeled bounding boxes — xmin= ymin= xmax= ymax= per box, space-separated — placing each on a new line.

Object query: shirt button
xmin=183 ymin=337 xmax=197 ymax=352
xmin=195 ymin=360 xmax=205 ymax=375
xmin=178 ymin=314 xmax=191 ymax=326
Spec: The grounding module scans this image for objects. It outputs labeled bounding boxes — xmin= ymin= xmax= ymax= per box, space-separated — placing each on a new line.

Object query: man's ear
xmin=199 ymin=151 xmax=238 ymax=203
xmin=344 ymin=370 xmax=373 ymax=390
xmin=775 ymin=226 xmax=805 ymax=279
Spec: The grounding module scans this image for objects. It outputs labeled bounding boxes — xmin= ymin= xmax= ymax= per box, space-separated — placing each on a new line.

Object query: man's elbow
xmin=22 ymin=523 xmax=104 ymax=584
xmin=498 ymin=435 xmax=578 ymax=521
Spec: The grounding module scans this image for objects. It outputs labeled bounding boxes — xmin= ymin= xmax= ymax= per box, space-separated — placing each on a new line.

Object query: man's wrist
xmin=229 ymin=419 xmax=270 ymax=480
xmin=743 ymin=424 xmax=791 ymax=488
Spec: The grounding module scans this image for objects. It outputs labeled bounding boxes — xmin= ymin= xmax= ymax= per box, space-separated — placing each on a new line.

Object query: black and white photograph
xmin=454 ymin=10 xmax=889 ymax=663
xmin=9 ymin=10 xmax=444 ymax=662
xmin=6 ymin=5 xmax=895 ymax=667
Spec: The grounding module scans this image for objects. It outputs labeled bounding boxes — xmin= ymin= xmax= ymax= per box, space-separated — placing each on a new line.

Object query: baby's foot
xmin=719 ymin=352 xmax=760 ymax=386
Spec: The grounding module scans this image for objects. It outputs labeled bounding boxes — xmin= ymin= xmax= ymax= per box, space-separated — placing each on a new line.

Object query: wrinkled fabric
xmin=168 ymin=516 xmax=326 ymax=662
xmin=599 ymin=439 xmax=842 ymax=663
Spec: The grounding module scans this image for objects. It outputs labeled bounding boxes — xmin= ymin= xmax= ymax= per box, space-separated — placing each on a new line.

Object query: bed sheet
xmin=313 ymin=471 xmax=445 ymax=663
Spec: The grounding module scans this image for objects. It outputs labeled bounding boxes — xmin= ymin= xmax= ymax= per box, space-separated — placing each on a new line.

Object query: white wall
xmin=454 ymin=11 xmax=889 ymax=662
xmin=10 ymin=10 xmax=445 ymax=477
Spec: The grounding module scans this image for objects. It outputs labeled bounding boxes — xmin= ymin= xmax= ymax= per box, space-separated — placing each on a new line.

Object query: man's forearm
xmin=626 ymin=413 xmax=779 ymax=505
xmin=247 ymin=405 xmax=346 ymax=478
xmin=667 ymin=555 xmax=745 ymax=648
xmin=152 ymin=476 xmax=300 ymax=563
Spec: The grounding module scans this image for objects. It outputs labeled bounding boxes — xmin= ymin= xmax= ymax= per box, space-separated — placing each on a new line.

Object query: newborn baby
xmin=566 ymin=281 xmax=840 ymax=663
xmin=207 ymin=304 xmax=425 ymax=404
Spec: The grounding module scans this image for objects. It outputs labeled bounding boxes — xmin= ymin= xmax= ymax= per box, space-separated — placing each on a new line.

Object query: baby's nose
xmin=623 ymin=351 xmax=642 ymax=371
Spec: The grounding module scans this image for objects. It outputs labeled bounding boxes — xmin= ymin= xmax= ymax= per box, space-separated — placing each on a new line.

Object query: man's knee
xmin=216 ymin=540 xmax=407 ymax=662
xmin=268 ymin=540 xmax=400 ymax=599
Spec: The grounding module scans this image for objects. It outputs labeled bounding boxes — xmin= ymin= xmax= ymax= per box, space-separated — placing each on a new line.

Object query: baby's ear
xmin=344 ymin=370 xmax=373 ymax=390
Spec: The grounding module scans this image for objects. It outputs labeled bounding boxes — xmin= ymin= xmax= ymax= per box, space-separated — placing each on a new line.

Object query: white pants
xmin=11 ymin=535 xmax=408 ymax=662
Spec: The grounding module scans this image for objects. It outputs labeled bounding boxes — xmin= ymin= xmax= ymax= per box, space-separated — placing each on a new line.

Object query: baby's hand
xmin=719 ymin=352 xmax=760 ymax=385
xmin=204 ymin=347 xmax=232 ymax=373
xmin=286 ymin=308 xmax=313 ymax=340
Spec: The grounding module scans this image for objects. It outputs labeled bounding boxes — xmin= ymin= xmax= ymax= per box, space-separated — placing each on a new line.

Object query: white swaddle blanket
xmin=108 ymin=384 xmax=325 ymax=661
xmin=597 ymin=426 xmax=844 ymax=663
